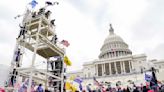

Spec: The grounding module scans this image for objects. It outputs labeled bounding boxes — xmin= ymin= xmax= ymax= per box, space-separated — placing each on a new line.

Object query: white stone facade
xmin=68 ymin=24 xmax=164 ymax=87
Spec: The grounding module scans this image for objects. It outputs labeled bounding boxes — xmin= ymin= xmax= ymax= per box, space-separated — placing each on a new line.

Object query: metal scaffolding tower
xmin=6 ymin=4 xmax=66 ymax=92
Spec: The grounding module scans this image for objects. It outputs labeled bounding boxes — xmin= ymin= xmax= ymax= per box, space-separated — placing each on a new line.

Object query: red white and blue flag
xmin=93 ymin=77 xmax=102 ymax=87
xmin=60 ymin=40 xmax=70 ymax=47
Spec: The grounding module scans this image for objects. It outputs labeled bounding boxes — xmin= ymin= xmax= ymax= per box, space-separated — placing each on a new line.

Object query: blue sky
xmin=0 ymin=0 xmax=164 ymax=71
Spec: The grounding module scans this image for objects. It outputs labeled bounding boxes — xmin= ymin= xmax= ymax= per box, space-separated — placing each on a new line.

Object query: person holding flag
xmin=14 ymin=0 xmax=38 ymax=20
xmin=150 ymin=67 xmax=158 ymax=91
xmin=145 ymin=67 xmax=159 ymax=91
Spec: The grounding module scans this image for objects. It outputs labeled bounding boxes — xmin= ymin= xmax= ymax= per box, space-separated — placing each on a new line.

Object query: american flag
xmin=93 ymin=77 xmax=104 ymax=91
xmin=93 ymin=77 xmax=101 ymax=87
xmin=60 ymin=40 xmax=70 ymax=47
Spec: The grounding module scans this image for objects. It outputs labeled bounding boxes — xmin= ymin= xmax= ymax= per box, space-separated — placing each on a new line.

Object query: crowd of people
xmin=80 ymin=84 xmax=164 ymax=92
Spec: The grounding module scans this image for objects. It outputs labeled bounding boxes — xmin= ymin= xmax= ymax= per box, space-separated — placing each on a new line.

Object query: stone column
xmin=128 ymin=61 xmax=131 ymax=72
xmin=101 ymin=64 xmax=104 ymax=76
xmin=109 ymin=63 xmax=111 ymax=75
xmin=95 ymin=64 xmax=97 ymax=76
xmin=130 ymin=61 xmax=133 ymax=69
xmin=97 ymin=64 xmax=99 ymax=76
xmin=103 ymin=63 xmax=106 ymax=76
xmin=123 ymin=61 xmax=125 ymax=73
xmin=115 ymin=62 xmax=117 ymax=74
xmin=120 ymin=61 xmax=122 ymax=74
xmin=121 ymin=61 xmax=123 ymax=73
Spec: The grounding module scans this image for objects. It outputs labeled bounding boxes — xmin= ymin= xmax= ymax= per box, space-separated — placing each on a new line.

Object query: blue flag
xmin=74 ymin=77 xmax=83 ymax=91
xmin=29 ymin=0 xmax=38 ymax=8
xmin=145 ymin=73 xmax=152 ymax=81
xmin=74 ymin=77 xmax=82 ymax=84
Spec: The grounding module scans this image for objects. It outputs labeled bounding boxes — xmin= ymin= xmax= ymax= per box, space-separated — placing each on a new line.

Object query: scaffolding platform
xmin=18 ymin=35 xmax=65 ymax=58
xmin=6 ymin=4 xmax=66 ymax=92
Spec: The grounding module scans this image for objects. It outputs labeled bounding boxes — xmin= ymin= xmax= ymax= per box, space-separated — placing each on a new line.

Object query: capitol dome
xmin=104 ymin=33 xmax=124 ymax=44
xmin=99 ymin=24 xmax=132 ymax=59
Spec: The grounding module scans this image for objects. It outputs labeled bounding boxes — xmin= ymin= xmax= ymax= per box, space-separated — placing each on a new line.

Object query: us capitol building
xmin=68 ymin=24 xmax=164 ymax=87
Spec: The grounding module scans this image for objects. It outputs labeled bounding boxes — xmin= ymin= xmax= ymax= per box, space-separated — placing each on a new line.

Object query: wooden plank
xmin=18 ymin=40 xmax=34 ymax=51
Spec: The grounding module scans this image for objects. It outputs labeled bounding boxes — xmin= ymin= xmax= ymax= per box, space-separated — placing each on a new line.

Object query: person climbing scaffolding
xmin=18 ymin=23 xmax=27 ymax=39
xmin=45 ymin=10 xmax=51 ymax=19
xmin=38 ymin=8 xmax=46 ymax=15
xmin=15 ymin=48 xmax=22 ymax=67
xmin=51 ymin=34 xmax=58 ymax=44
xmin=10 ymin=69 xmax=18 ymax=86
xmin=50 ymin=61 xmax=54 ymax=70
xmin=50 ymin=19 xmax=55 ymax=26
